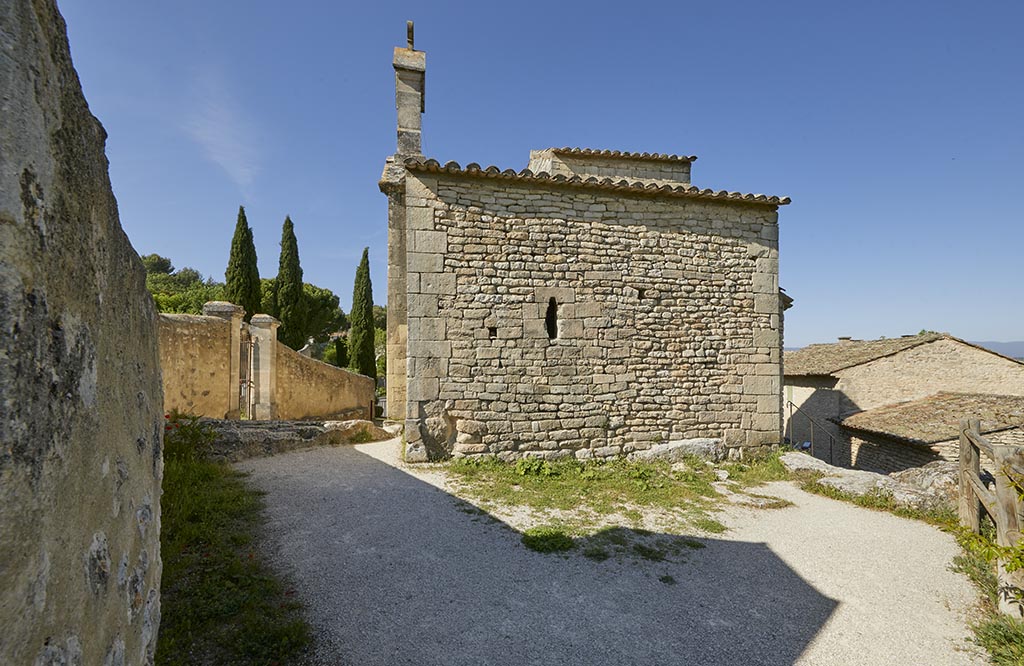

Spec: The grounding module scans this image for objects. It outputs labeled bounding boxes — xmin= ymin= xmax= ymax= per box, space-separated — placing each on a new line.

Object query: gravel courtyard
xmin=237 ymin=438 xmax=984 ymax=666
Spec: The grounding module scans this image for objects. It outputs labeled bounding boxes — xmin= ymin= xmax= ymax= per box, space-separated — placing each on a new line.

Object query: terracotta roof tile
xmin=839 ymin=392 xmax=1024 ymax=445
xmin=403 ymin=157 xmax=790 ymax=207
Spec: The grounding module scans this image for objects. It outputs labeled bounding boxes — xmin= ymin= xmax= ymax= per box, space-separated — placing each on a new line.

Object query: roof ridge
xmin=547 ymin=147 xmax=698 ymax=163
xmin=402 ymin=157 xmax=790 ymax=207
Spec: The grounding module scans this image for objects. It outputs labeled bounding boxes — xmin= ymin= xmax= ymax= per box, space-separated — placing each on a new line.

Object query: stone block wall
xmin=157 ymin=307 xmax=375 ymax=421
xmin=1 ymin=1 xmax=163 ymax=662
xmin=276 ymin=344 xmax=376 ymax=420
xmin=847 ymin=434 xmax=952 ymax=474
xmin=400 ymin=172 xmax=782 ymax=461
xmin=158 ymin=313 xmax=235 ymax=418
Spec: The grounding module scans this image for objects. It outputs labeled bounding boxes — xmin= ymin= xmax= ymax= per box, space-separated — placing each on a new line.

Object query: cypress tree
xmin=276 ymin=216 xmax=306 ymax=349
xmin=224 ymin=205 xmax=261 ymax=321
xmin=348 ymin=247 xmax=376 ymax=378
xmin=335 ymin=336 xmax=350 ymax=368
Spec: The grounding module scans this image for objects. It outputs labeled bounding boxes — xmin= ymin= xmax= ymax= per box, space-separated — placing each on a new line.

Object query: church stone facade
xmin=381 ymin=35 xmax=788 ymax=462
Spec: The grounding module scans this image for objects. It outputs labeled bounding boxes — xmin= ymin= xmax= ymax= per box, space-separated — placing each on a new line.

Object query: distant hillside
xmin=971 ymin=341 xmax=1024 ymax=360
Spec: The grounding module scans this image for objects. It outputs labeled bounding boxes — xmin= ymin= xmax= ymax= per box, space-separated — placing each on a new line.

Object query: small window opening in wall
xmin=488 ymin=326 xmax=498 ymax=339
xmin=545 ymin=297 xmax=558 ymax=339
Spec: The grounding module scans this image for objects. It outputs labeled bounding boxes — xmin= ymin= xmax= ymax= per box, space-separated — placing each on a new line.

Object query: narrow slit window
xmin=488 ymin=326 xmax=497 ymax=339
xmin=545 ymin=297 xmax=558 ymax=339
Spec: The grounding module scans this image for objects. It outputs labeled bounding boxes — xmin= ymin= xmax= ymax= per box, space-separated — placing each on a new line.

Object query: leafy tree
xmin=348 ymin=247 xmax=376 ymax=378
xmin=141 ymin=253 xmax=174 ymax=274
xmin=224 ymin=206 xmax=261 ymax=321
xmin=374 ymin=327 xmax=387 ymax=378
xmin=372 ymin=305 xmax=387 ymax=331
xmin=329 ymin=336 xmax=349 ymax=368
xmin=303 ymin=283 xmax=345 ymax=344
xmin=145 ymin=261 xmax=225 ymax=315
xmin=275 ymin=216 xmax=306 ymax=350
xmin=259 ymin=277 xmax=278 ymax=318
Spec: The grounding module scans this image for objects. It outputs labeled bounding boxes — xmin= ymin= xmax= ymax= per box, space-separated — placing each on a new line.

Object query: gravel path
xmin=236 ymin=439 xmax=985 ymax=666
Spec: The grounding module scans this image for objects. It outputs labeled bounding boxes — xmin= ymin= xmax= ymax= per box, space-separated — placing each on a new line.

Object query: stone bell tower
xmin=380 ymin=22 xmax=426 ymax=421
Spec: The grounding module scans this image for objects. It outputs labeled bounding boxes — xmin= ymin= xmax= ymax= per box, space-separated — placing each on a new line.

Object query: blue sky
xmin=60 ymin=0 xmax=1023 ymax=347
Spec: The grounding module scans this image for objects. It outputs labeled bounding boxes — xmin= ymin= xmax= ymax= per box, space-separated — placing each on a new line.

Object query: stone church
xmin=381 ymin=28 xmax=788 ymax=462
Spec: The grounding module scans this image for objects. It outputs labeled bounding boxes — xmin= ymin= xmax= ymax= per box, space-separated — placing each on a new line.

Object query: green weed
xmin=521 ymin=526 xmax=574 ymax=553
xmin=157 ymin=412 xmax=310 ymax=665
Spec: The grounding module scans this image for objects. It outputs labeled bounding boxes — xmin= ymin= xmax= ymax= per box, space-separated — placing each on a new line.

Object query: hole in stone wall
xmin=638 ymin=288 xmax=646 ymax=300
xmin=488 ymin=326 xmax=497 ymax=339
xmin=545 ymin=297 xmax=558 ymax=339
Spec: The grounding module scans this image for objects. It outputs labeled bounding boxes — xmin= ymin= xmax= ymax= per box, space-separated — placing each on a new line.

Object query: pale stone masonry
xmin=158 ymin=304 xmax=375 ymax=422
xmin=1 ymin=1 xmax=163 ymax=662
xmin=382 ymin=34 xmax=789 ymax=462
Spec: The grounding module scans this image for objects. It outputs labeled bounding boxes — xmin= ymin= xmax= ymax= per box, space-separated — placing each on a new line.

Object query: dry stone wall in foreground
xmin=0 ymin=1 xmax=163 ymax=663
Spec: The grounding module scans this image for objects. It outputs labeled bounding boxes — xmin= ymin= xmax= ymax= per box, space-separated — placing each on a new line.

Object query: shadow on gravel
xmin=238 ymin=444 xmax=838 ymax=666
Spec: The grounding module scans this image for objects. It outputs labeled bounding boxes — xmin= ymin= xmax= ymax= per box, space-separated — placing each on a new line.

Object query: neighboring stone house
xmin=784 ymin=333 xmax=1024 ymax=469
xmin=837 ymin=392 xmax=1024 ymax=473
xmin=381 ymin=32 xmax=789 ymax=462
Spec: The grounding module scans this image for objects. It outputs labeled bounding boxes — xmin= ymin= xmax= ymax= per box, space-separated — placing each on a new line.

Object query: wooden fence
xmin=959 ymin=418 xmax=1024 ymax=617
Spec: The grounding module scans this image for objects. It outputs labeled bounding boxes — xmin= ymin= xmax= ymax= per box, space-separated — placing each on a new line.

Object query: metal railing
xmin=959 ymin=418 xmax=1024 ymax=617
xmin=785 ymin=400 xmax=836 ymax=464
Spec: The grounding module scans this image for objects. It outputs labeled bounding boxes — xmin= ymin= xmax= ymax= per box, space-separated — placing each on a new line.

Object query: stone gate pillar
xmin=202 ymin=301 xmax=245 ymax=418
xmin=249 ymin=315 xmax=280 ymax=420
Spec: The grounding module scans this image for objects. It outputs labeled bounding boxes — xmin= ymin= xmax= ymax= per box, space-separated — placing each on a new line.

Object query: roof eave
xmin=403 ymin=157 xmax=791 ymax=207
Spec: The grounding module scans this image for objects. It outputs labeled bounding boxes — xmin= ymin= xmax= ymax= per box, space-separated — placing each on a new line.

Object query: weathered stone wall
xmin=276 ymin=343 xmax=376 ymax=420
xmin=848 ymin=434 xmax=949 ymax=474
xmin=158 ymin=313 xmax=234 ymax=418
xmin=401 ymin=172 xmax=782 ymax=460
xmin=850 ymin=428 xmax=1022 ymax=475
xmin=0 ymin=1 xmax=163 ymax=663
xmin=835 ymin=338 xmax=1024 ymax=414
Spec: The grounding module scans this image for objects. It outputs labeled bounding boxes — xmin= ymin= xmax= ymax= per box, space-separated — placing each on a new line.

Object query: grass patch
xmin=157 ymin=413 xmax=310 ymax=666
xmin=348 ymin=429 xmax=375 ymax=444
xmin=448 ymin=453 xmax=793 ymax=563
xmin=797 ymin=474 xmax=957 ymax=528
xmin=722 ymin=454 xmax=791 ymax=487
xmin=447 ymin=456 xmax=722 ymax=536
xmin=521 ymin=526 xmax=574 ymax=553
xmin=693 ymin=517 xmax=728 ymax=533
xmin=659 ymin=575 xmax=678 ymax=585
xmin=632 ymin=543 xmax=666 ymax=561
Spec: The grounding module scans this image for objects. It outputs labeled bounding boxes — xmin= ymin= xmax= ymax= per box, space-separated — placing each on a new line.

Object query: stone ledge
xmin=204 ymin=418 xmax=392 ymax=462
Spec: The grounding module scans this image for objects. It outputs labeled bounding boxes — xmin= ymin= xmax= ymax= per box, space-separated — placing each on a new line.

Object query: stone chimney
xmin=393 ymin=21 xmax=425 ymax=156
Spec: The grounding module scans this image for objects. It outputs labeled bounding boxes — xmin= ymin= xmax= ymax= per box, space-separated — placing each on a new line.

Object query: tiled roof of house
xmin=784 ymin=332 xmax=948 ymax=376
xmin=839 ymin=392 xmax=1024 ymax=445
xmin=403 ymin=157 xmax=790 ymax=207
xmin=548 ymin=147 xmax=699 ymax=163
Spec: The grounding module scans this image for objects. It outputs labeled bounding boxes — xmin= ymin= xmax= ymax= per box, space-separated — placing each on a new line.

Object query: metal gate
xmin=239 ymin=327 xmax=255 ymax=419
